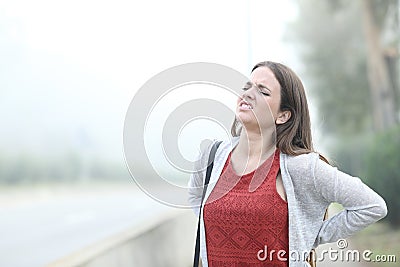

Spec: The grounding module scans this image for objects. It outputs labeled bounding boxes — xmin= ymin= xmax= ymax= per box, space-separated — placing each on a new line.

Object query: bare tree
xmin=361 ymin=0 xmax=398 ymax=131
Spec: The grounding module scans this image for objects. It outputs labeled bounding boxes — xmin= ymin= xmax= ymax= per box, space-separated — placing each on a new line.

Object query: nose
xmin=242 ymin=85 xmax=256 ymax=100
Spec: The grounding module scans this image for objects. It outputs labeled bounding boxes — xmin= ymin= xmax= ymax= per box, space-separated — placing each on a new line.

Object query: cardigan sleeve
xmin=187 ymin=161 xmax=204 ymax=217
xmin=312 ymin=157 xmax=387 ymax=246
xmin=187 ymin=141 xmax=213 ymax=216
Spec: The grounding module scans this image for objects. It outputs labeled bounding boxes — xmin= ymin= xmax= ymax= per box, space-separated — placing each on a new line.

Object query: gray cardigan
xmin=188 ymin=138 xmax=387 ymax=267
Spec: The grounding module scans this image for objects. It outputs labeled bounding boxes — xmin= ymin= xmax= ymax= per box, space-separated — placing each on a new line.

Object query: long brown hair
xmin=231 ymin=61 xmax=322 ymax=158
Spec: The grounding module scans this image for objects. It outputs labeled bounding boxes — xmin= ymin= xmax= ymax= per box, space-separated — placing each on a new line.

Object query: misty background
xmin=0 ymin=0 xmax=399 ymax=266
xmin=0 ymin=0 xmax=298 ymax=184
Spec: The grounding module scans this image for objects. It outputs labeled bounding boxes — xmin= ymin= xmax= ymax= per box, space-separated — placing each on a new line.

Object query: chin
xmin=236 ymin=112 xmax=254 ymax=123
xmin=236 ymin=115 xmax=258 ymax=130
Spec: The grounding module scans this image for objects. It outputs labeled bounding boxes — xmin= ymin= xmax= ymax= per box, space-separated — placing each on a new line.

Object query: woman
xmin=188 ymin=61 xmax=387 ymax=267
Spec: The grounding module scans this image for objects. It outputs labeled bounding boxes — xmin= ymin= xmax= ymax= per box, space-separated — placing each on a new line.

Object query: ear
xmin=276 ymin=110 xmax=291 ymax=125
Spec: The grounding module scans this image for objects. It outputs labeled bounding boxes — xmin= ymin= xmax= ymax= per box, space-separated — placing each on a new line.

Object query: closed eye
xmin=242 ymin=82 xmax=252 ymax=91
xmin=257 ymin=83 xmax=271 ymax=96
xmin=242 ymin=82 xmax=271 ymax=96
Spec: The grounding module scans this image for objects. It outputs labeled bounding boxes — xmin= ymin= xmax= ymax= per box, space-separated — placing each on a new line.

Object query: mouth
xmin=238 ymin=100 xmax=253 ymax=110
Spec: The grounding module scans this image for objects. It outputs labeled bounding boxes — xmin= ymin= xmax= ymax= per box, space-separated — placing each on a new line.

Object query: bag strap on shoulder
xmin=193 ymin=140 xmax=222 ymax=267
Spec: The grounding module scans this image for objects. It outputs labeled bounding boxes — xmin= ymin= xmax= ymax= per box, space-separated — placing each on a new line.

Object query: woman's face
xmin=236 ymin=66 xmax=289 ymax=132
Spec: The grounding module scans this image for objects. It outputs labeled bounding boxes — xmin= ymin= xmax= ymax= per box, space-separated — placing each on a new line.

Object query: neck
xmin=236 ymin=127 xmax=276 ymax=160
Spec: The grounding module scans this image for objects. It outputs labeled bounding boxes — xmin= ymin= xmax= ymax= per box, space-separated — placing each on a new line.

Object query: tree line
xmin=287 ymin=0 xmax=399 ymax=226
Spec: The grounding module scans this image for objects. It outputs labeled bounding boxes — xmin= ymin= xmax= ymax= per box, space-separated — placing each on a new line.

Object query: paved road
xmin=0 ymin=185 xmax=177 ymax=267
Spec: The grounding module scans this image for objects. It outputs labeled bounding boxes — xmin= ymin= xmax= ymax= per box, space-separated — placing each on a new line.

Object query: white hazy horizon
xmin=0 ymin=0 xmax=330 ymax=177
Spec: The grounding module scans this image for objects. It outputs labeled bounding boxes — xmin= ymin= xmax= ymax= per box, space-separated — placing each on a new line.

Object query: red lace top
xmin=203 ymin=149 xmax=289 ymax=267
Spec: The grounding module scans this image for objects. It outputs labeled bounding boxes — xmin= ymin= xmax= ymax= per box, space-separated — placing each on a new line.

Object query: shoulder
xmin=282 ymin=152 xmax=320 ymax=177
xmin=193 ymin=138 xmax=237 ymax=171
xmin=281 ymin=152 xmax=326 ymax=199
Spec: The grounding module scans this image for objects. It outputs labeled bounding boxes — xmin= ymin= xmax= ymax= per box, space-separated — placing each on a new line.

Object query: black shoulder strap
xmin=203 ymin=141 xmax=222 ymax=196
xmin=193 ymin=141 xmax=222 ymax=267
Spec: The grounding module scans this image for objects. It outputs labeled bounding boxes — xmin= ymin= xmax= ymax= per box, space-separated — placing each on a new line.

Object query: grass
xmin=349 ymin=222 xmax=399 ymax=266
